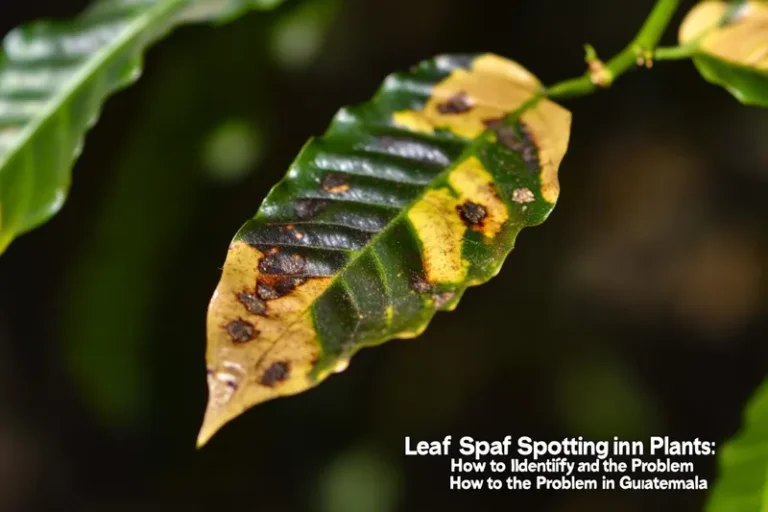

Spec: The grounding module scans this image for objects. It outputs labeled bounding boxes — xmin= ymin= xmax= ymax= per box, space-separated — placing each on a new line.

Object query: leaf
xmin=679 ymin=0 xmax=768 ymax=106
xmin=199 ymin=53 xmax=571 ymax=446
xmin=707 ymin=379 xmax=768 ymax=512
xmin=0 ymin=0 xmax=285 ymax=254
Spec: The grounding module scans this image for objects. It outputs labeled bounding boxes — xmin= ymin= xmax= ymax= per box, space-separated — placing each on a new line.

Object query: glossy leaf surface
xmin=0 ymin=0 xmax=284 ymax=253
xmin=680 ymin=0 xmax=768 ymax=106
xmin=200 ymin=53 xmax=571 ymax=445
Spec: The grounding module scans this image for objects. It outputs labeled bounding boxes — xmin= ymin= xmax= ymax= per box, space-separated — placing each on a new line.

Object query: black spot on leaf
xmin=437 ymin=91 xmax=472 ymax=114
xmin=258 ymin=252 xmax=306 ymax=275
xmin=261 ymin=361 xmax=290 ymax=387
xmin=295 ymin=198 xmax=330 ymax=220
xmin=458 ymin=201 xmax=487 ymax=226
xmin=226 ymin=319 xmax=257 ymax=344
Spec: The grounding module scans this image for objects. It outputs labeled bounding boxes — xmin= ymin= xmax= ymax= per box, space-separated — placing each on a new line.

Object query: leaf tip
xmin=197 ymin=386 xmax=239 ymax=448
xmin=196 ymin=368 xmax=245 ymax=448
xmin=196 ymin=395 xmax=224 ymax=449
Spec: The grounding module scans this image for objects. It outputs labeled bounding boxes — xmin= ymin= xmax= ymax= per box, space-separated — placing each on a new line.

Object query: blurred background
xmin=0 ymin=0 xmax=766 ymax=510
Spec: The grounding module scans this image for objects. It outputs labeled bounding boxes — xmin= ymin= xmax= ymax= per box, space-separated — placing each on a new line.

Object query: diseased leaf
xmin=199 ymin=53 xmax=571 ymax=446
xmin=679 ymin=0 xmax=768 ymax=106
xmin=0 ymin=0 xmax=285 ymax=254
xmin=707 ymin=379 xmax=768 ymax=512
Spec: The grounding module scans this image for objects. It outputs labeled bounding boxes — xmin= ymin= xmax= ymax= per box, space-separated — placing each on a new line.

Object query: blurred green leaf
xmin=199 ymin=53 xmax=572 ymax=445
xmin=679 ymin=0 xmax=768 ymax=106
xmin=707 ymin=379 xmax=768 ymax=512
xmin=203 ymin=119 xmax=263 ymax=184
xmin=269 ymin=0 xmax=340 ymax=70
xmin=319 ymin=445 xmax=401 ymax=512
xmin=557 ymin=356 xmax=662 ymax=439
xmin=0 ymin=0 xmax=286 ymax=254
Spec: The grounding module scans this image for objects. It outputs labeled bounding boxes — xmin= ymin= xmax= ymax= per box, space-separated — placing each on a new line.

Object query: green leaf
xmin=199 ymin=53 xmax=571 ymax=446
xmin=707 ymin=379 xmax=768 ymax=512
xmin=0 ymin=0 xmax=285 ymax=254
xmin=679 ymin=0 xmax=768 ymax=106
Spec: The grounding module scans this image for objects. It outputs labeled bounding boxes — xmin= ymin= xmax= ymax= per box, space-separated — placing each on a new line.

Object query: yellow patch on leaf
xmin=199 ymin=241 xmax=332 ymax=447
xmin=680 ymin=1 xmax=768 ymax=70
xmin=448 ymin=156 xmax=509 ymax=239
xmin=393 ymin=54 xmax=541 ymax=139
xmin=407 ymin=188 xmax=468 ymax=283
xmin=393 ymin=54 xmax=570 ymax=205
xmin=519 ymin=100 xmax=571 ymax=204
xmin=385 ymin=305 xmax=394 ymax=325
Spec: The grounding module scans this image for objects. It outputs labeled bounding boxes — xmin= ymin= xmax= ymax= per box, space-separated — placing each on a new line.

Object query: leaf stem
xmin=545 ymin=0 xmax=681 ymax=100
xmin=654 ymin=43 xmax=696 ymax=61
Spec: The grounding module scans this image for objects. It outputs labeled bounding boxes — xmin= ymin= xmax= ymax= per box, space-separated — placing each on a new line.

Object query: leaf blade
xmin=707 ymin=379 xmax=768 ymax=512
xmin=199 ymin=53 xmax=571 ymax=446
xmin=679 ymin=0 xmax=768 ymax=106
xmin=0 ymin=0 xmax=285 ymax=253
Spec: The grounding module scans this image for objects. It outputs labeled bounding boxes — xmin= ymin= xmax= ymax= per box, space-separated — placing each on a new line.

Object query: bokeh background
xmin=0 ymin=0 xmax=766 ymax=510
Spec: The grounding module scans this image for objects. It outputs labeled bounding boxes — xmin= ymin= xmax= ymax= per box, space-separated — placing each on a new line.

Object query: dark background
xmin=0 ymin=0 xmax=766 ymax=510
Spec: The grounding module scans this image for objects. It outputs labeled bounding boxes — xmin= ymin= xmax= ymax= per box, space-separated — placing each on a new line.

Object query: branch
xmin=545 ymin=0 xmax=681 ymax=100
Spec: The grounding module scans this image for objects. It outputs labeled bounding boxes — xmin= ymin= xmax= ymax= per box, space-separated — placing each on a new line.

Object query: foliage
xmin=679 ymin=0 xmax=768 ymax=106
xmin=707 ymin=380 xmax=768 ymax=511
xmin=0 ymin=0 xmax=285 ymax=253
xmin=199 ymin=53 xmax=571 ymax=444
xmin=0 ymin=5 xmax=766 ymax=502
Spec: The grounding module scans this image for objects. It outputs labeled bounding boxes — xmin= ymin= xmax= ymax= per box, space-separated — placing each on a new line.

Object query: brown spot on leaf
xmin=378 ymin=135 xmax=396 ymax=149
xmin=257 ymin=282 xmax=281 ymax=300
xmin=260 ymin=361 xmax=290 ymax=387
xmin=258 ymin=252 xmax=306 ymax=275
xmin=484 ymin=118 xmax=540 ymax=172
xmin=238 ymin=291 xmax=266 ymax=315
xmin=457 ymin=201 xmax=487 ymax=227
xmin=226 ymin=319 xmax=257 ymax=344
xmin=294 ymin=198 xmax=330 ymax=220
xmin=321 ymin=173 xmax=350 ymax=193
xmin=410 ymin=272 xmax=432 ymax=293
xmin=433 ymin=291 xmax=455 ymax=308
xmin=436 ymin=91 xmax=473 ymax=114
xmin=257 ymin=276 xmax=308 ymax=300
xmin=517 ymin=124 xmax=539 ymax=167
xmin=498 ymin=127 xmax=524 ymax=152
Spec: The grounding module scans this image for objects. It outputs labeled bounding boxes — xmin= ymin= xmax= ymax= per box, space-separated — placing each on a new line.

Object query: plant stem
xmin=655 ymin=43 xmax=696 ymax=61
xmin=545 ymin=0 xmax=681 ymax=100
